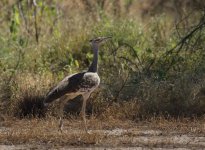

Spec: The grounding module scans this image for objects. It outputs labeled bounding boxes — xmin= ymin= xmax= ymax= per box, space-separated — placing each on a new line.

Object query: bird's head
xmin=89 ymin=36 xmax=112 ymax=46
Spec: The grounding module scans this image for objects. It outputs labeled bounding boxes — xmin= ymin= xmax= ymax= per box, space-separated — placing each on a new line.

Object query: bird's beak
xmin=101 ymin=36 xmax=112 ymax=43
xmin=103 ymin=36 xmax=112 ymax=40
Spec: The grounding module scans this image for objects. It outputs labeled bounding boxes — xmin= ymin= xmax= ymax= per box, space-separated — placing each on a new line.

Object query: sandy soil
xmin=0 ymin=118 xmax=204 ymax=149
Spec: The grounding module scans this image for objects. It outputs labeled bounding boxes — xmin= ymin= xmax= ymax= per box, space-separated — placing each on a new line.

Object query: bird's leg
xmin=58 ymin=95 xmax=67 ymax=133
xmin=59 ymin=116 xmax=63 ymax=132
xmin=81 ymin=94 xmax=90 ymax=133
xmin=81 ymin=98 xmax=87 ymax=132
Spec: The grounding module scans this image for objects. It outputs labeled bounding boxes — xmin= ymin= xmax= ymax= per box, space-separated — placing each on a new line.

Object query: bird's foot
xmin=84 ymin=124 xmax=91 ymax=134
xmin=85 ymin=130 xmax=91 ymax=134
xmin=58 ymin=127 xmax=63 ymax=133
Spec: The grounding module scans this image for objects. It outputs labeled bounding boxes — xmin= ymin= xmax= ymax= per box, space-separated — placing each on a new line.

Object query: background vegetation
xmin=0 ymin=0 xmax=205 ymax=120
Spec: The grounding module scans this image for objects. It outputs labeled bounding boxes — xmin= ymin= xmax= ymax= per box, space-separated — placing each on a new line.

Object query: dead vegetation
xmin=0 ymin=117 xmax=204 ymax=148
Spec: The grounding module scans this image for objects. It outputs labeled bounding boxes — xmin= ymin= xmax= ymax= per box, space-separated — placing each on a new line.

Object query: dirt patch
xmin=0 ymin=117 xmax=204 ymax=149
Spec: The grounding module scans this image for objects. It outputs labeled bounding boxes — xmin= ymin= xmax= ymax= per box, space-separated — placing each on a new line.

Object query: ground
xmin=0 ymin=116 xmax=205 ymax=149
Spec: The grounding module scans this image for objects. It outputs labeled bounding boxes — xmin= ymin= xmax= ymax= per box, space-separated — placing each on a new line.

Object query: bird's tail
xmin=43 ymin=89 xmax=59 ymax=106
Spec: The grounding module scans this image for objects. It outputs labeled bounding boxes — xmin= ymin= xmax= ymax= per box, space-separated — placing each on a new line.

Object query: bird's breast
xmin=79 ymin=72 xmax=100 ymax=93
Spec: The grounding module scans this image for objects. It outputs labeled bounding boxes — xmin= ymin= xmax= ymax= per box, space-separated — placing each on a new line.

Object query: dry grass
xmin=0 ymin=117 xmax=103 ymax=146
xmin=3 ymin=71 xmax=205 ymax=121
xmin=0 ymin=117 xmax=127 ymax=146
xmin=6 ymin=73 xmax=54 ymax=117
xmin=0 ymin=116 xmax=204 ymax=148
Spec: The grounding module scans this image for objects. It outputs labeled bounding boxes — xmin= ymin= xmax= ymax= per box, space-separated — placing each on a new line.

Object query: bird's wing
xmin=44 ymin=72 xmax=86 ymax=104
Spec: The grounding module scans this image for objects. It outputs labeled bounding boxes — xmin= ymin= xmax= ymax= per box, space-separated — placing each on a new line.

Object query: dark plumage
xmin=44 ymin=72 xmax=100 ymax=104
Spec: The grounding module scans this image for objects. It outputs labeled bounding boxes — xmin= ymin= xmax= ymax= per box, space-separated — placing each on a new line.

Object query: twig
xmin=17 ymin=0 xmax=29 ymax=34
xmin=111 ymin=42 xmax=143 ymax=72
xmin=7 ymin=48 xmax=23 ymax=84
xmin=113 ymin=73 xmax=130 ymax=102
xmin=175 ymin=10 xmax=194 ymax=39
xmin=165 ymin=14 xmax=205 ymax=57
xmin=160 ymin=12 xmax=205 ymax=73
xmin=33 ymin=0 xmax=39 ymax=44
xmin=118 ymin=56 xmax=141 ymax=72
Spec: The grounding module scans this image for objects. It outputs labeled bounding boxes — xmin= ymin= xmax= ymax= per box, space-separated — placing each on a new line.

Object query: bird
xmin=43 ymin=36 xmax=112 ymax=132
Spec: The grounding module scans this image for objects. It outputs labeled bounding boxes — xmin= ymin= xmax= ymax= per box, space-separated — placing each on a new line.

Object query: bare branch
xmin=33 ymin=0 xmax=39 ymax=44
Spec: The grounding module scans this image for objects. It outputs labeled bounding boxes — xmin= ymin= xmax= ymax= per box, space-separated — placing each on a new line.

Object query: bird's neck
xmin=88 ymin=44 xmax=99 ymax=73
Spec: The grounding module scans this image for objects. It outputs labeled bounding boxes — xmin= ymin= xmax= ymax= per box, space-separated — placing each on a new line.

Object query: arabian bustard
xmin=44 ymin=36 xmax=111 ymax=132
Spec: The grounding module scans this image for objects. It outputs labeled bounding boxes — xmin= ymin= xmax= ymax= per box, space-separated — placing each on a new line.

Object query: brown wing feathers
xmin=44 ymin=72 xmax=85 ymax=104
